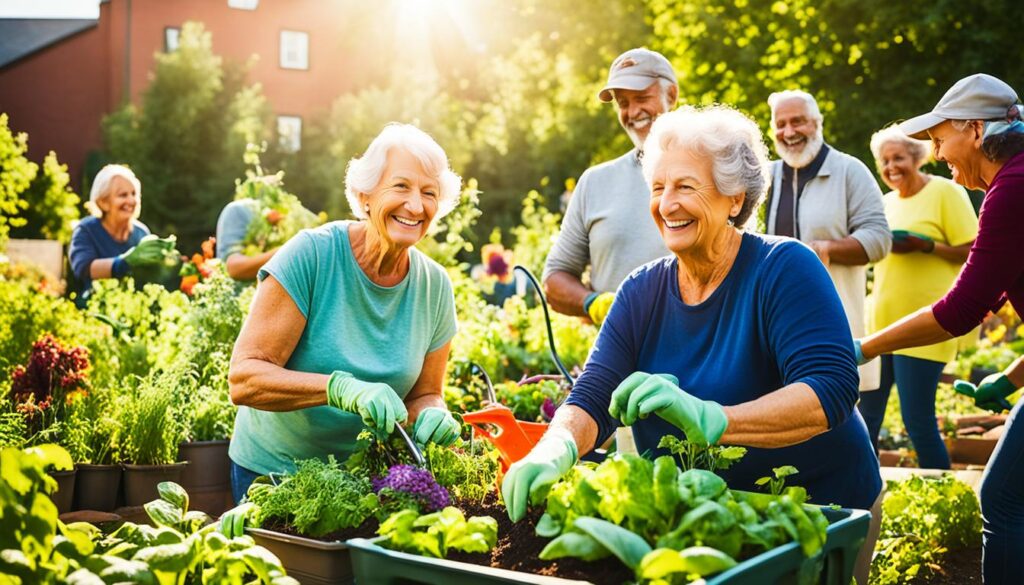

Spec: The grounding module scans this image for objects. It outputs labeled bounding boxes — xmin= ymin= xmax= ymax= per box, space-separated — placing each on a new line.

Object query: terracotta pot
xmin=49 ymin=469 xmax=76 ymax=515
xmin=945 ymin=437 xmax=998 ymax=466
xmin=177 ymin=440 xmax=231 ymax=516
xmin=122 ymin=462 xmax=188 ymax=507
xmin=73 ymin=464 xmax=122 ymax=512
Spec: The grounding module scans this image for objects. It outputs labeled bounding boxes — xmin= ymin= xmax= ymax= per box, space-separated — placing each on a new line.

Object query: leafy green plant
xmin=424 ymin=441 xmax=499 ymax=504
xmin=870 ymin=474 xmax=982 ymax=585
xmin=247 ymin=456 xmax=379 ymax=537
xmin=658 ymin=435 xmax=747 ymax=473
xmin=0 ymin=112 xmax=36 ymax=246
xmin=494 ymin=379 xmax=566 ymax=422
xmin=755 ymin=465 xmax=799 ymax=497
xmin=376 ymin=507 xmax=498 ymax=559
xmin=8 ymin=150 xmax=80 ymax=245
xmin=118 ymin=368 xmax=190 ymax=465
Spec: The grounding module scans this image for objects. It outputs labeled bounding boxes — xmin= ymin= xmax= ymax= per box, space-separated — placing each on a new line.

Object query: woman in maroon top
xmin=858 ymin=73 xmax=1024 ymax=585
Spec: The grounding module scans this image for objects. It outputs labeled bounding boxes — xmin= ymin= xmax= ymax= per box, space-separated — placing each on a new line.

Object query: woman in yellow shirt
xmin=858 ymin=126 xmax=979 ymax=468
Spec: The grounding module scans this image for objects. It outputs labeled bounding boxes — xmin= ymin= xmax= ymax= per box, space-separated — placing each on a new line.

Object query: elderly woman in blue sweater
xmin=503 ymin=105 xmax=882 ymax=583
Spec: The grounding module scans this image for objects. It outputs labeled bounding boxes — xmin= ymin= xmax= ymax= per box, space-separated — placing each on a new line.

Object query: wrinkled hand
xmin=412 ymin=407 xmax=461 ymax=446
xmin=501 ymin=434 xmax=577 ymax=522
xmin=119 ymin=237 xmax=168 ymax=267
xmin=892 ymin=234 xmax=934 ymax=254
xmin=953 ymin=373 xmax=1017 ymax=413
xmin=219 ymin=502 xmax=255 ymax=538
xmin=609 ymin=372 xmax=728 ymax=446
xmin=584 ymin=292 xmax=615 ymax=326
xmin=326 ymin=371 xmax=408 ymax=435
xmin=808 ymin=241 xmax=832 ymax=269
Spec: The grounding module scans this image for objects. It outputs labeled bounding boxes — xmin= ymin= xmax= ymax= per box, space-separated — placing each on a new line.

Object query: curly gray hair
xmin=869 ymin=125 xmax=931 ymax=168
xmin=344 ymin=124 xmax=462 ymax=220
xmin=641 ymin=105 xmax=771 ymax=227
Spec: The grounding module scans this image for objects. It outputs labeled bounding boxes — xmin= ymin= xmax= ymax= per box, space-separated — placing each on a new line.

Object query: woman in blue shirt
xmin=68 ymin=164 xmax=171 ymax=304
xmin=502 ymin=105 xmax=882 ymax=583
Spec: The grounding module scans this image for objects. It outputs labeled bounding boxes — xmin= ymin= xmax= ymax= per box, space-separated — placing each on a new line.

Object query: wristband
xmin=582 ymin=291 xmax=600 ymax=313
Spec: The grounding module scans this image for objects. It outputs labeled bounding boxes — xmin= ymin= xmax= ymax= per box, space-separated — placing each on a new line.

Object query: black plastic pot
xmin=247 ymin=528 xmax=353 ymax=585
xmin=122 ymin=462 xmax=188 ymax=507
xmin=49 ymin=469 xmax=76 ymax=515
xmin=177 ymin=440 xmax=231 ymax=515
xmin=73 ymin=464 xmax=122 ymax=512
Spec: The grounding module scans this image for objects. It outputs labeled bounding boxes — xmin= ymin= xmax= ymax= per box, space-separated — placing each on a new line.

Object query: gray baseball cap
xmin=899 ymin=73 xmax=1020 ymax=139
xmin=598 ymin=48 xmax=678 ymax=103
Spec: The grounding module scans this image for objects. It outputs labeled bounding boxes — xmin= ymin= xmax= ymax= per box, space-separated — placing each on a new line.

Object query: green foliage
xmin=493 ymin=379 xmax=566 ymax=422
xmin=417 ymin=179 xmax=483 ymax=270
xmin=536 ymin=453 xmax=828 ymax=581
xmin=376 ymin=507 xmax=498 ymax=559
xmin=102 ymin=21 xmax=268 ymax=252
xmin=246 ymin=456 xmax=379 ymax=538
xmin=658 ymin=435 xmax=747 ymax=473
xmin=0 ymin=113 xmax=37 ymax=247
xmin=755 ymin=465 xmax=799 ymax=497
xmin=9 ymin=151 xmax=80 ymax=245
xmin=424 ymin=441 xmax=499 ymax=504
xmin=117 ymin=368 xmax=190 ymax=465
xmin=871 ymin=474 xmax=982 ymax=585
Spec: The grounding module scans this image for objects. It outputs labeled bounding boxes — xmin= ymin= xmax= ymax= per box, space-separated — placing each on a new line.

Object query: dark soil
xmin=909 ymin=546 xmax=982 ymax=584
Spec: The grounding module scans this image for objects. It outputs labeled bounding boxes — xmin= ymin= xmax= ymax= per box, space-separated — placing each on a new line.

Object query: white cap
xmin=598 ymin=48 xmax=677 ymax=103
xmin=899 ymin=74 xmax=1020 ymax=139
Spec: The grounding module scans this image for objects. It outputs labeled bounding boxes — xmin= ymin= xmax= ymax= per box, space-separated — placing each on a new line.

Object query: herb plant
xmin=373 ymin=464 xmax=451 ymax=513
xmin=658 ymin=435 xmax=747 ymax=472
xmin=377 ymin=507 xmax=498 ymax=559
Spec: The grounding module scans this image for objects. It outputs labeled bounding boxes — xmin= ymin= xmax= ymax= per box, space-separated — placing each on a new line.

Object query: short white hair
xmin=87 ymin=164 xmax=142 ymax=218
xmin=869 ymin=125 xmax=931 ymax=168
xmin=768 ymin=90 xmax=823 ymax=126
xmin=641 ymin=105 xmax=771 ymax=227
xmin=344 ymin=124 xmax=462 ymax=220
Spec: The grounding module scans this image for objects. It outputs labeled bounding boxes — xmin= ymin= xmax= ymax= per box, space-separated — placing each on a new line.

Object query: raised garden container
xmin=247 ymin=527 xmax=353 ymax=585
xmin=945 ymin=437 xmax=998 ymax=466
xmin=49 ymin=469 xmax=76 ymax=515
xmin=123 ymin=462 xmax=188 ymax=507
xmin=346 ymin=508 xmax=870 ymax=585
xmin=177 ymin=440 xmax=231 ymax=516
xmin=73 ymin=464 xmax=122 ymax=512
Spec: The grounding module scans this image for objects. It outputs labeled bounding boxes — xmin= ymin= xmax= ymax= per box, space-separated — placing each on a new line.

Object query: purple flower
xmin=373 ymin=464 xmax=450 ymax=512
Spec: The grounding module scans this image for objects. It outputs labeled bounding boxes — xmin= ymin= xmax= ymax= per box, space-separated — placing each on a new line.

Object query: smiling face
xmin=362 ymin=147 xmax=440 ymax=249
xmin=927 ymin=120 xmax=986 ymax=190
xmin=877 ymin=141 xmax=924 ymax=193
xmin=97 ymin=176 xmax=138 ymax=225
xmin=649 ymin=148 xmax=743 ymax=256
xmin=613 ymin=82 xmax=675 ymax=148
xmin=771 ymin=97 xmax=823 ymax=168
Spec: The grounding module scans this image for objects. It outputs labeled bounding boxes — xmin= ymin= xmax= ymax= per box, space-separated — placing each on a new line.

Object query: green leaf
xmin=237 ymin=545 xmax=287 ymax=582
xmin=773 ymin=466 xmax=798 ymax=479
xmin=539 ymin=532 xmax=611 ymax=562
xmin=638 ymin=546 xmax=737 ymax=580
xmin=535 ymin=513 xmax=562 ymax=538
xmin=145 ymin=500 xmax=184 ymax=528
xmin=157 ymin=482 xmax=189 ymax=512
xmin=65 ymin=568 xmax=105 ymax=585
xmin=573 ymin=516 xmax=652 ymax=571
xmin=98 ymin=558 xmax=158 ymax=585
xmin=131 ymin=537 xmax=200 ymax=574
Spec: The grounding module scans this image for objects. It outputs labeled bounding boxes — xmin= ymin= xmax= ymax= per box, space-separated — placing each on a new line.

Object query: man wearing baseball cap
xmin=542 ymin=48 xmax=676 ymax=325
xmin=857 ymin=73 xmax=1024 ymax=585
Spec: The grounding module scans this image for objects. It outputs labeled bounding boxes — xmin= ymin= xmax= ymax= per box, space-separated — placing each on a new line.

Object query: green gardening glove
xmin=953 ymin=373 xmax=1017 ymax=413
xmin=326 ymin=371 xmax=408 ymax=435
xmin=219 ymin=502 xmax=255 ymax=538
xmin=501 ymin=431 xmax=578 ymax=522
xmin=412 ymin=407 xmax=461 ymax=446
xmin=584 ymin=292 xmax=615 ymax=325
xmin=119 ymin=236 xmax=167 ymax=267
xmin=609 ymin=372 xmax=728 ymax=446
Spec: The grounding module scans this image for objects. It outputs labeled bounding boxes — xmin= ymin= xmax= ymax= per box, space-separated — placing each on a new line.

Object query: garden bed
xmin=908 ymin=546 xmax=981 ymax=584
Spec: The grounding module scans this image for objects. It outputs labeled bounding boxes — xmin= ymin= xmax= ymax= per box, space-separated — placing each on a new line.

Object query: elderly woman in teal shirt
xmin=226 ymin=124 xmax=463 ymax=505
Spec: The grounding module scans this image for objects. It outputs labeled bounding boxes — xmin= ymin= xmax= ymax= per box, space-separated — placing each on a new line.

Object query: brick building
xmin=0 ymin=0 xmax=357 ymax=190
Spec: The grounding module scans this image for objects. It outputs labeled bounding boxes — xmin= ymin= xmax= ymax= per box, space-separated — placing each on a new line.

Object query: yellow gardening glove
xmin=584 ymin=292 xmax=615 ymax=326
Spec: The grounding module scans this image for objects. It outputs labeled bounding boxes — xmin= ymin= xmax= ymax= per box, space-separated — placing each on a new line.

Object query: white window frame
xmin=277 ymin=116 xmax=303 ymax=153
xmin=164 ymin=27 xmax=181 ymax=52
xmin=228 ymin=0 xmax=259 ymax=9
xmin=279 ymin=30 xmax=309 ymax=70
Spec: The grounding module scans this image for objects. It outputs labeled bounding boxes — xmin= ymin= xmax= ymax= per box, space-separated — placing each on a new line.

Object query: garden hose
xmin=513 ymin=265 xmax=576 ymax=387
xmin=469 ymin=362 xmax=498 ymax=403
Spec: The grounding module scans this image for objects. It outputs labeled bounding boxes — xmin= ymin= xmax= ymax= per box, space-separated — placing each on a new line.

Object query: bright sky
xmin=0 ymin=0 xmax=100 ymax=19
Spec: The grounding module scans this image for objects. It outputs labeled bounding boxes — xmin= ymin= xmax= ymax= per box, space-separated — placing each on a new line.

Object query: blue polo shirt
xmin=565 ymin=232 xmax=881 ymax=509
xmin=68 ymin=216 xmax=150 ymax=302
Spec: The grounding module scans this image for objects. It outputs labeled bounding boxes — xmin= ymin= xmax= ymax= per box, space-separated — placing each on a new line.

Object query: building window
xmin=164 ymin=27 xmax=180 ymax=52
xmin=279 ymin=30 xmax=309 ymax=70
xmin=277 ymin=116 xmax=302 ymax=152
xmin=228 ymin=0 xmax=259 ymax=8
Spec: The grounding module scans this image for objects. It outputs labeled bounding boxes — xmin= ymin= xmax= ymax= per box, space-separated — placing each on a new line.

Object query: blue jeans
xmin=980 ymin=397 xmax=1024 ymax=584
xmin=858 ymin=354 xmax=950 ymax=469
xmin=230 ymin=460 xmax=262 ymax=505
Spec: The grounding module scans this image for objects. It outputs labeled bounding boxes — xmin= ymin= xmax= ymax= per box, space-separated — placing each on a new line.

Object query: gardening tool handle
xmin=514 ymin=265 xmax=576 ymax=387
xmin=470 ymin=362 xmax=498 ymax=404
xmin=395 ymin=424 xmax=427 ymax=467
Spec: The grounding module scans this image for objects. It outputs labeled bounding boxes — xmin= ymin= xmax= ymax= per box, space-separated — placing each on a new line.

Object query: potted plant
xmin=70 ymin=404 xmax=123 ymax=512
xmin=6 ymin=334 xmax=91 ymax=513
xmin=178 ymin=363 xmax=235 ymax=515
xmin=118 ymin=368 xmax=189 ymax=506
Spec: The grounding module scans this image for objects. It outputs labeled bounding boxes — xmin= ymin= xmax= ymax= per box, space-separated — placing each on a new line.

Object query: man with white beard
xmin=543 ymin=48 xmax=675 ymax=325
xmin=765 ymin=90 xmax=891 ymax=392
